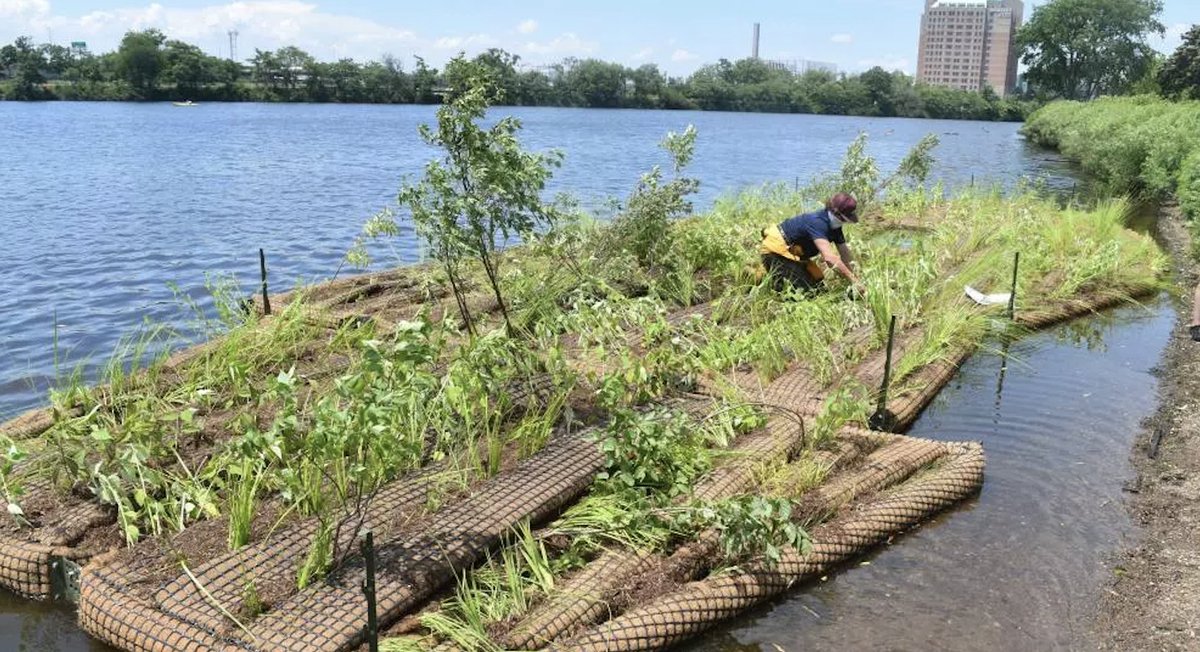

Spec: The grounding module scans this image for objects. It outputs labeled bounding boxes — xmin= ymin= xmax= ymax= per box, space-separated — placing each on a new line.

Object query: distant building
xmin=518 ymin=63 xmax=562 ymax=81
xmin=916 ymin=0 xmax=1023 ymax=95
xmin=748 ymin=22 xmax=836 ymax=76
xmin=763 ymin=59 xmax=838 ymax=76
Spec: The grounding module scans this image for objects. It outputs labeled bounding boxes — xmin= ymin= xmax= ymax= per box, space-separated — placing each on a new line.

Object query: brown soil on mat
xmin=0 ymin=486 xmax=104 ymax=540
xmin=1095 ymin=202 xmax=1200 ymax=650
xmin=103 ymin=498 xmax=294 ymax=604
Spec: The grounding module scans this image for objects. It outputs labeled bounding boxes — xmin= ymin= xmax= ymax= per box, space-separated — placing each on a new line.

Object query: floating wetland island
xmin=0 ymin=127 xmax=1166 ymax=651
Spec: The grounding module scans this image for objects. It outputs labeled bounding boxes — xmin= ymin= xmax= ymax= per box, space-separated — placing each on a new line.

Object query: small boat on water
xmin=172 ymin=100 xmax=199 ymax=107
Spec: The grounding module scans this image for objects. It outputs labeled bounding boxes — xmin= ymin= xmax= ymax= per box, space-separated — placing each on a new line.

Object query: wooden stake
xmin=259 ymin=248 xmax=271 ymax=316
xmin=362 ymin=531 xmax=379 ymax=652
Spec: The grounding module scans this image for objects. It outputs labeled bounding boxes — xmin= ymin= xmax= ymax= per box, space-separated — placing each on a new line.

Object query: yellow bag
xmin=759 ymin=225 xmax=824 ymax=281
xmin=758 ymin=224 xmax=796 ymax=259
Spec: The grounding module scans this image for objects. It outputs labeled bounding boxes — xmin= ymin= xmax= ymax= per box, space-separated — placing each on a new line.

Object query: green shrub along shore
xmin=1023 ymin=96 xmax=1200 ymax=252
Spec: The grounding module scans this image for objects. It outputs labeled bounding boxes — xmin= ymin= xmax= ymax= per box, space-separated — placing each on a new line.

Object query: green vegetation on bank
xmin=1023 ymin=96 xmax=1200 ymax=251
xmin=0 ymin=31 xmax=1029 ymax=120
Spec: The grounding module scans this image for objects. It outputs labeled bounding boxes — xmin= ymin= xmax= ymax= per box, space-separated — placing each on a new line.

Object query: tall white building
xmin=916 ymin=0 xmax=1023 ymax=94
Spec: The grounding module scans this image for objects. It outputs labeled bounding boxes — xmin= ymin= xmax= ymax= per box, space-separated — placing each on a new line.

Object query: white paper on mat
xmin=964 ymin=285 xmax=1012 ymax=306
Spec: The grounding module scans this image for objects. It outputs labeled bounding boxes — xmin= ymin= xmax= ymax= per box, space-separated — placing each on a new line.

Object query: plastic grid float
xmin=0 ymin=477 xmax=113 ymax=599
xmin=78 ymin=430 xmax=606 ymax=652
xmin=502 ymin=429 xmax=943 ymax=650
xmin=0 ymin=273 xmax=1157 ymax=647
xmin=556 ymin=442 xmax=985 ymax=652
xmin=502 ymin=408 xmax=810 ymax=650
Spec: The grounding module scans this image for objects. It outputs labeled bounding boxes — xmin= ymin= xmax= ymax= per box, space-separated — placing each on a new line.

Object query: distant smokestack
xmin=753 ymin=23 xmax=760 ymax=59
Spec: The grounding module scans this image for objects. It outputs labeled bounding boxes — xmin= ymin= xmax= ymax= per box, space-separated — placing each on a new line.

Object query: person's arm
xmin=814 ymin=238 xmax=863 ymax=288
xmin=836 ymin=242 xmax=855 ymax=270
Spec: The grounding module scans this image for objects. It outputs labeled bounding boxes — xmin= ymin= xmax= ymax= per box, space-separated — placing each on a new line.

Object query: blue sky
xmin=1 ymin=0 xmax=1194 ymax=75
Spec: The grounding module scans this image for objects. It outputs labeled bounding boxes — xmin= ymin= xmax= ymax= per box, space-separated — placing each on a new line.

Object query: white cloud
xmin=434 ymin=33 xmax=496 ymax=50
xmin=670 ymin=48 xmax=697 ymax=62
xmin=0 ymin=2 xmax=600 ymax=66
xmin=522 ymin=32 xmax=595 ymax=56
xmin=856 ymin=56 xmax=912 ymax=73
xmin=630 ymin=47 xmax=654 ymax=62
xmin=0 ymin=0 xmax=49 ymax=17
xmin=830 ymin=33 xmax=853 ymax=44
xmin=2 ymin=1 xmax=419 ymax=61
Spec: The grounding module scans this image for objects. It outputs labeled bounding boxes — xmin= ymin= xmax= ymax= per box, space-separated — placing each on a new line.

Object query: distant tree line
xmin=0 ymin=29 xmax=1030 ymax=120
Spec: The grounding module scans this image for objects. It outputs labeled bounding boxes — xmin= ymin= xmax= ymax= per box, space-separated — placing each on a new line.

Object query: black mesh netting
xmin=555 ymin=442 xmax=984 ymax=652
xmin=79 ymin=431 xmax=604 ymax=652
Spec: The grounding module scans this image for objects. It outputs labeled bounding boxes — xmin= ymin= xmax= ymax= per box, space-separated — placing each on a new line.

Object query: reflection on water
xmin=0 ymin=589 xmax=114 ymax=651
xmin=688 ymin=297 xmax=1174 ymax=652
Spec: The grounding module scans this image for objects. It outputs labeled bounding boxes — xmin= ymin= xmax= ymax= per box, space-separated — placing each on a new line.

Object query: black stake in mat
xmin=259 ymin=248 xmax=271 ymax=316
xmin=1008 ymin=251 xmax=1019 ymax=320
xmin=362 ymin=530 xmax=379 ymax=652
xmin=869 ymin=315 xmax=898 ymax=431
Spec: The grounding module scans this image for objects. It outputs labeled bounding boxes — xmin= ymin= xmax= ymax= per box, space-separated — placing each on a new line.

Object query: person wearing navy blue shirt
xmin=759 ymin=192 xmax=865 ymax=293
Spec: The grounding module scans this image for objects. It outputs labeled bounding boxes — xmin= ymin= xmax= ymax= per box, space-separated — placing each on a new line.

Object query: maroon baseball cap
xmin=829 ymin=193 xmax=858 ymax=222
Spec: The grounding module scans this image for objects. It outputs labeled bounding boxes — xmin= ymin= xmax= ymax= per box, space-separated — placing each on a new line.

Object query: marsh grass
xmin=413 ymin=520 xmax=557 ymax=652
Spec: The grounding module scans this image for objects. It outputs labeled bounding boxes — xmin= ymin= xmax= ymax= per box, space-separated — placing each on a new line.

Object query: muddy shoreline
xmin=1096 ymin=203 xmax=1200 ymax=649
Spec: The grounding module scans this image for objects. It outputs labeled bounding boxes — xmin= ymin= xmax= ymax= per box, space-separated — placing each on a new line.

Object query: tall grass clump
xmin=1023 ymin=96 xmax=1200 ymax=248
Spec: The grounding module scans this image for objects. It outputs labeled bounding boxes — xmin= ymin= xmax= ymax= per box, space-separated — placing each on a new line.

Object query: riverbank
xmin=1096 ymin=201 xmax=1200 ymax=649
xmin=0 ymin=81 xmax=1030 ymax=122
xmin=1022 ymin=97 xmax=1200 ymax=249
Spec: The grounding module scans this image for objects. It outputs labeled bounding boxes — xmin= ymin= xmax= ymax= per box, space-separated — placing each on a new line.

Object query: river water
xmin=689 ymin=299 xmax=1176 ymax=652
xmin=0 ymin=103 xmax=1071 ymax=420
xmin=0 ymin=103 xmax=1152 ymax=652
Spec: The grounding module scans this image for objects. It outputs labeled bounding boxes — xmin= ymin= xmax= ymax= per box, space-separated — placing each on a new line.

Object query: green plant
xmin=609 ymin=125 xmax=700 ymax=272
xmin=227 ymin=458 xmax=263 ymax=551
xmin=352 ymin=56 xmax=564 ymax=336
xmin=688 ymin=495 xmax=810 ymax=566
xmin=1023 ymin=96 xmax=1200 ymax=224
xmin=1016 ymin=0 xmax=1164 ymax=100
xmin=593 ymin=408 xmax=710 ymax=497
xmin=1179 ymin=151 xmax=1200 ymax=220
xmin=0 ymin=435 xmax=28 ymax=526
xmin=414 ymin=520 xmax=556 ymax=651
xmin=810 ymin=385 xmax=872 ymax=445
xmin=880 ymin=134 xmax=940 ymax=199
xmin=241 ymin=579 xmax=266 ymax=619
xmin=275 ymin=322 xmax=442 ymax=585
xmin=810 ymin=132 xmax=879 ymax=211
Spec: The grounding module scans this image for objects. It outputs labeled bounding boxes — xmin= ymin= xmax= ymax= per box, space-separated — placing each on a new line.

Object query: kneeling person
xmin=759 ymin=192 xmax=865 ymax=293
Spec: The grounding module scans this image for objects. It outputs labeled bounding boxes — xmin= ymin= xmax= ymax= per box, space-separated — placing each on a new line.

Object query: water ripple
xmin=690 ymin=298 xmax=1175 ymax=652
